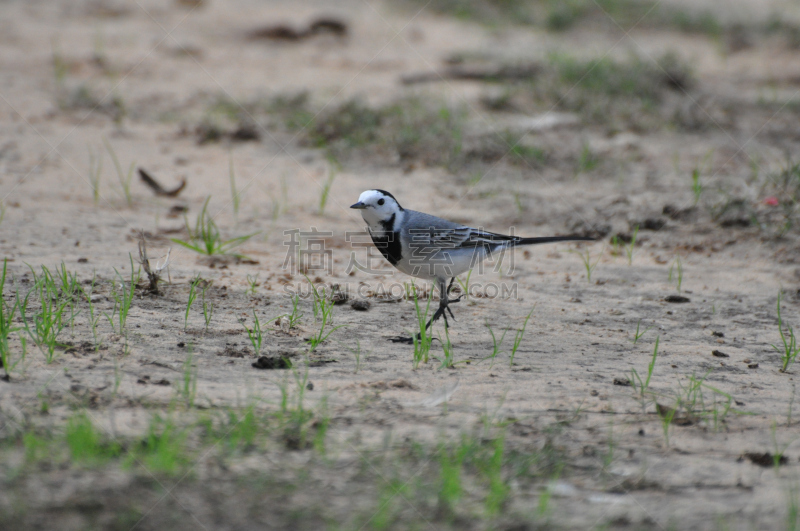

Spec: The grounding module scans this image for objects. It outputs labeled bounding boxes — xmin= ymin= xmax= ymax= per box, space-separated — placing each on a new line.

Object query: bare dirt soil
xmin=2 ymin=0 xmax=800 ymax=529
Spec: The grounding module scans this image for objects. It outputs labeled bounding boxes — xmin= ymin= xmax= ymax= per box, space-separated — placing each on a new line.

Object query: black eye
xmin=377 ymin=198 xmax=385 ymax=206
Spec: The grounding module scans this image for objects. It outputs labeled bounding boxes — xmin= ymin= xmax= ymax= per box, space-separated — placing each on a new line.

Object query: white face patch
xmin=356 ymin=190 xmax=401 ymax=227
xmin=358 ymin=190 xmax=384 ymax=204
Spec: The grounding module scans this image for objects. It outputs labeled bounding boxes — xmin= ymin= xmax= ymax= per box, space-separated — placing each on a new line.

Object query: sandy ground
xmin=2 ymin=0 xmax=800 ymax=529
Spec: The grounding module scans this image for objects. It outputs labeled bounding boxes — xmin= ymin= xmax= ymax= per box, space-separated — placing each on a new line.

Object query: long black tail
xmin=515 ymin=236 xmax=595 ymax=246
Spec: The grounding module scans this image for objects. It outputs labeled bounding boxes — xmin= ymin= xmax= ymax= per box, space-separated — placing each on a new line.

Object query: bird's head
xmin=350 ymin=189 xmax=403 ymax=226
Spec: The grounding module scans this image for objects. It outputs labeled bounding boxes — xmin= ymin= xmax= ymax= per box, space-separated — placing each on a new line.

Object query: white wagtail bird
xmin=350 ymin=189 xmax=594 ymax=342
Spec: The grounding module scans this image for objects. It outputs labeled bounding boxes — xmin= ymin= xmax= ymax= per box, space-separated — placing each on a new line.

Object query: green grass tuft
xmin=276 ymin=95 xmax=466 ymax=171
xmin=0 ymin=260 xmax=23 ymax=379
xmin=773 ymin=291 xmax=800 ymax=373
xmin=66 ymin=411 xmax=121 ymax=464
xmin=306 ymin=277 xmax=346 ymax=352
xmin=509 ymin=306 xmax=535 ymax=366
xmin=103 ymin=137 xmax=134 ymax=206
xmin=171 ymin=197 xmax=259 ymax=257
xmin=407 ymin=283 xmax=434 ymax=368
xmin=127 ymin=415 xmax=190 ymax=475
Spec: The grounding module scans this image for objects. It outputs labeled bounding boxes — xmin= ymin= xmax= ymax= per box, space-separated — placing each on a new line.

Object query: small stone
xmin=664 ymin=295 xmax=690 ymax=303
xmin=641 ymin=218 xmax=665 ymax=231
xmin=330 ymin=289 xmax=349 ymax=305
xmin=351 ymin=299 xmax=371 ymax=311
xmin=252 ymin=356 xmax=291 ymax=370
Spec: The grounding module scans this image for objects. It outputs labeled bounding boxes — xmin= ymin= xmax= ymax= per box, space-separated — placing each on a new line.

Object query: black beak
xmin=350 ymin=202 xmax=367 ymax=209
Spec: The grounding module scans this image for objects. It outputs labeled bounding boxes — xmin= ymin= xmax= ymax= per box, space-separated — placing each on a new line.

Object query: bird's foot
xmin=388 ymin=334 xmax=440 ymax=344
xmin=428 ymin=305 xmax=446 ymax=328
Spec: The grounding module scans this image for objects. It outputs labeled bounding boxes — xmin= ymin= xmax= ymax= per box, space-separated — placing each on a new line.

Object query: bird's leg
xmin=444 ymin=277 xmax=464 ymax=320
xmin=424 ymin=278 xmax=455 ymax=330
xmin=442 ymin=277 xmax=465 ymax=318
xmin=388 ymin=282 xmax=443 ymax=344
xmin=444 ymin=277 xmax=461 ymax=302
xmin=424 ymin=303 xmax=448 ymax=331
xmin=447 ymin=277 xmax=457 ymax=296
xmin=390 ymin=282 xmax=449 ymax=340
xmin=388 ymin=279 xmax=456 ymax=343
xmin=422 ymin=304 xmax=445 ymax=331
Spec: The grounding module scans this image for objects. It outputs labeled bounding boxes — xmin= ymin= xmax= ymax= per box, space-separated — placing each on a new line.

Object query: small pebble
xmin=351 ymin=299 xmax=371 ymax=311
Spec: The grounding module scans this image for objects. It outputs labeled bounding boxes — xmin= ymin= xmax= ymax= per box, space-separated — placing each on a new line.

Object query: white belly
xmin=396 ymin=246 xmax=487 ymax=281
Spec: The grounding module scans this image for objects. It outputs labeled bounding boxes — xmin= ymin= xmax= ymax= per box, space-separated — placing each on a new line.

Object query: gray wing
xmin=404 ymin=210 xmax=519 ymax=249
